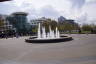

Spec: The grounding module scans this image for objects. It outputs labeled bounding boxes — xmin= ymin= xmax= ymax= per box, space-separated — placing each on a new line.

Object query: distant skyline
xmin=0 ymin=0 xmax=96 ymax=24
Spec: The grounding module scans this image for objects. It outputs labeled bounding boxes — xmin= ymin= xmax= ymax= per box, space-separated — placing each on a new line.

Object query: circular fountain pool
xmin=25 ymin=36 xmax=73 ymax=43
xmin=25 ymin=23 xmax=73 ymax=43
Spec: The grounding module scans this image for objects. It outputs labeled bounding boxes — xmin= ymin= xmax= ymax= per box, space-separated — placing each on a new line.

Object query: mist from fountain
xmin=37 ymin=23 xmax=60 ymax=39
xmin=42 ymin=27 xmax=46 ymax=38
xmin=56 ymin=27 xmax=60 ymax=38
xmin=37 ymin=23 xmax=41 ymax=38
xmin=26 ymin=22 xmax=72 ymax=43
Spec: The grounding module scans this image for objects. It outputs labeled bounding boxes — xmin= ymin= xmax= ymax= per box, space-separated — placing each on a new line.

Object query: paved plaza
xmin=0 ymin=34 xmax=96 ymax=64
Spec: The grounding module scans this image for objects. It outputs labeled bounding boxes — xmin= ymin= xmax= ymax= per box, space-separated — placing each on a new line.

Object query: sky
xmin=0 ymin=0 xmax=96 ymax=24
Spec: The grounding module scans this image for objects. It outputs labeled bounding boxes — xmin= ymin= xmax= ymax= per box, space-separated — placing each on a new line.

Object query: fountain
xmin=25 ymin=23 xmax=73 ymax=43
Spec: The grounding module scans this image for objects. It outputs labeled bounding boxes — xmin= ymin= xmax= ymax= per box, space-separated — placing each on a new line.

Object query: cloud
xmin=86 ymin=0 xmax=96 ymax=3
xmin=0 ymin=2 xmax=17 ymax=14
xmin=75 ymin=0 xmax=96 ymax=24
xmin=67 ymin=0 xmax=96 ymax=24
xmin=76 ymin=13 xmax=88 ymax=24
xmin=27 ymin=5 xmax=60 ymax=20
xmin=0 ymin=0 xmax=96 ymax=24
xmin=39 ymin=5 xmax=60 ymax=19
xmin=0 ymin=0 xmax=70 ymax=18
xmin=82 ymin=2 xmax=96 ymax=20
xmin=69 ymin=0 xmax=85 ymax=9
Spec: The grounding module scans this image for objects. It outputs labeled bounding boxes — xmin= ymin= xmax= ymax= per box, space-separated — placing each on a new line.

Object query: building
xmin=30 ymin=17 xmax=48 ymax=27
xmin=58 ymin=16 xmax=66 ymax=23
xmin=58 ymin=16 xmax=79 ymax=33
xmin=0 ymin=14 xmax=15 ymax=36
xmin=7 ymin=12 xmax=29 ymax=35
xmin=31 ymin=19 xmax=39 ymax=27
xmin=58 ymin=16 xmax=77 ymax=25
xmin=58 ymin=16 xmax=78 ymax=25
xmin=30 ymin=17 xmax=50 ymax=34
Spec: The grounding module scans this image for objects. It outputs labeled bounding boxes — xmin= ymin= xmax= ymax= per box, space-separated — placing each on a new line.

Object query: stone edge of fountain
xmin=25 ymin=36 xmax=73 ymax=43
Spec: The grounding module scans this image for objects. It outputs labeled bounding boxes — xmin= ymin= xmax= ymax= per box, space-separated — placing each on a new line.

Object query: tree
xmin=32 ymin=26 xmax=38 ymax=34
xmin=90 ymin=24 xmax=96 ymax=34
xmin=42 ymin=19 xmax=57 ymax=32
xmin=58 ymin=21 xmax=79 ymax=33
xmin=0 ymin=19 xmax=4 ymax=27
xmin=0 ymin=19 xmax=5 ymax=34
xmin=82 ymin=24 xmax=92 ymax=31
xmin=50 ymin=20 xmax=57 ymax=30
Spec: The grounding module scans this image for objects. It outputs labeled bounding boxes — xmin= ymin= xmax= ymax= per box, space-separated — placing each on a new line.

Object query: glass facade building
xmin=7 ymin=12 xmax=29 ymax=34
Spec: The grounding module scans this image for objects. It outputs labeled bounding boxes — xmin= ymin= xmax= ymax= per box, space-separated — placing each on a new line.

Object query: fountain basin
xmin=25 ymin=23 xmax=73 ymax=43
xmin=25 ymin=36 xmax=73 ymax=43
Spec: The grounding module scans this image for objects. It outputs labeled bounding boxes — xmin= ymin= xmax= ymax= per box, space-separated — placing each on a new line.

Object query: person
xmin=5 ymin=33 xmax=8 ymax=39
xmin=78 ymin=29 xmax=81 ymax=34
xmin=16 ymin=33 xmax=19 ymax=38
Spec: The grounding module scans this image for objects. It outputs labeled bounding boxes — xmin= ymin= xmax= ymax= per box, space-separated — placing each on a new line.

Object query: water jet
xmin=25 ymin=23 xmax=73 ymax=43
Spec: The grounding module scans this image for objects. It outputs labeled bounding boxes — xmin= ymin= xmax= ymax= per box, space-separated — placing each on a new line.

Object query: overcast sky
xmin=0 ymin=0 xmax=96 ymax=24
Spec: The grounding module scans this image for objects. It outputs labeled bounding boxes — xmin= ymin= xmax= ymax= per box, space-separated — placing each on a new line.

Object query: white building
xmin=30 ymin=17 xmax=48 ymax=27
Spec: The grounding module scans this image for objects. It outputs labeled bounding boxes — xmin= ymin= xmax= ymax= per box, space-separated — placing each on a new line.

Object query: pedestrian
xmin=16 ymin=33 xmax=19 ymax=38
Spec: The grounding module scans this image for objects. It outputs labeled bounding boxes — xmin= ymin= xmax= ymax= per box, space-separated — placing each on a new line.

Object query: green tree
xmin=42 ymin=19 xmax=57 ymax=32
xmin=32 ymin=26 xmax=38 ymax=33
xmin=50 ymin=20 xmax=57 ymax=30
xmin=0 ymin=19 xmax=4 ymax=27
xmin=82 ymin=24 xmax=92 ymax=31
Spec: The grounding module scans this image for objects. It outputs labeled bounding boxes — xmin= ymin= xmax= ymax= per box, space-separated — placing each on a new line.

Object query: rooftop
xmin=12 ymin=12 xmax=28 ymax=16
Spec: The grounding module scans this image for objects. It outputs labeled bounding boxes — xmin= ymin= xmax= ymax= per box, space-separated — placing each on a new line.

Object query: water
xmin=42 ymin=27 xmax=46 ymax=38
xmin=37 ymin=23 xmax=60 ymax=39
xmin=56 ymin=27 xmax=60 ymax=38
xmin=37 ymin=23 xmax=41 ymax=38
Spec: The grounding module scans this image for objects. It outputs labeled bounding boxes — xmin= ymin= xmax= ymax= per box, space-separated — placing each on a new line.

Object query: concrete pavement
xmin=0 ymin=34 xmax=96 ymax=64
